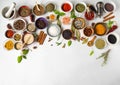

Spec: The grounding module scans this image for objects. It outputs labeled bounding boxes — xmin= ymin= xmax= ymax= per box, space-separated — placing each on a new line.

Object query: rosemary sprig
xmin=96 ymin=49 xmax=111 ymax=66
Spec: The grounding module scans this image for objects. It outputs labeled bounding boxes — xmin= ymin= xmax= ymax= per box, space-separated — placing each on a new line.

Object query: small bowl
xmin=83 ymin=26 xmax=94 ymax=37
xmin=62 ymin=29 xmax=73 ymax=40
xmin=104 ymin=1 xmax=116 ymax=12
xmin=2 ymin=6 xmax=17 ymax=20
xmin=33 ymin=4 xmax=45 ymax=16
xmin=94 ymin=22 xmax=107 ymax=36
xmin=47 ymin=24 xmax=62 ymax=37
xmin=22 ymin=33 xmax=35 ymax=45
xmin=5 ymin=29 xmax=15 ymax=38
xmin=106 ymin=32 xmax=119 ymax=45
xmin=18 ymin=5 xmax=32 ymax=17
xmin=27 ymin=23 xmax=36 ymax=32
xmin=13 ymin=33 xmax=22 ymax=41
xmin=95 ymin=38 xmax=107 ymax=49
xmin=4 ymin=39 xmax=14 ymax=51
xmin=45 ymin=2 xmax=56 ymax=12
xmin=72 ymin=17 xmax=86 ymax=30
xmin=13 ymin=18 xmax=27 ymax=31
xmin=75 ymin=2 xmax=86 ymax=13
xmin=35 ymin=17 xmax=48 ymax=29
xmin=61 ymin=1 xmax=73 ymax=12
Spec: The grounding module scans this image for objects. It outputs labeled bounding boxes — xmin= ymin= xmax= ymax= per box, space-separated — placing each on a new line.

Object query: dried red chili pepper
xmin=30 ymin=14 xmax=35 ymax=22
xmin=107 ymin=25 xmax=118 ymax=34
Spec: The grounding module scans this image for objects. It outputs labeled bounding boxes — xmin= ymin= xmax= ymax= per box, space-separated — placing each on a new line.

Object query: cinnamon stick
xmin=40 ymin=33 xmax=47 ymax=45
xmin=103 ymin=12 xmax=113 ymax=19
xmin=103 ymin=15 xmax=115 ymax=22
xmin=38 ymin=31 xmax=44 ymax=44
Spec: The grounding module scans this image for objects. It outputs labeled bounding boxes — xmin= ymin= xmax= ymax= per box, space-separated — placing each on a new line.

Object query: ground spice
xmin=95 ymin=23 xmax=106 ymax=35
xmin=62 ymin=3 xmax=71 ymax=12
xmin=5 ymin=30 xmax=14 ymax=38
xmin=4 ymin=40 xmax=14 ymax=50
xmin=95 ymin=38 xmax=106 ymax=49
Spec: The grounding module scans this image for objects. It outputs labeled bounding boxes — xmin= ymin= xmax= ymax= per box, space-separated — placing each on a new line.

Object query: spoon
xmin=87 ymin=36 xmax=97 ymax=47
xmin=36 ymin=1 xmax=40 ymax=11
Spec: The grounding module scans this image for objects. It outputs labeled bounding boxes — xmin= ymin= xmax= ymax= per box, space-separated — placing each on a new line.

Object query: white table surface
xmin=0 ymin=0 xmax=120 ymax=85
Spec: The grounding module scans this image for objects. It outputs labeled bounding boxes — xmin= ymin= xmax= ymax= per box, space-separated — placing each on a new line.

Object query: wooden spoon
xmin=87 ymin=36 xmax=97 ymax=47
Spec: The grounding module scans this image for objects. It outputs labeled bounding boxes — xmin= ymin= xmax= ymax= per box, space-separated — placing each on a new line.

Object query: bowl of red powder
xmin=61 ymin=1 xmax=73 ymax=12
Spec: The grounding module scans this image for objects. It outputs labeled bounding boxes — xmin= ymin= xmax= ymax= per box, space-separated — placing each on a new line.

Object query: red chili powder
xmin=62 ymin=3 xmax=71 ymax=12
xmin=6 ymin=30 xmax=14 ymax=38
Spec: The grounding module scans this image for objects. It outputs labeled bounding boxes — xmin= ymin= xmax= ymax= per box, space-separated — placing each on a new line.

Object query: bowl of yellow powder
xmin=94 ymin=23 xmax=107 ymax=36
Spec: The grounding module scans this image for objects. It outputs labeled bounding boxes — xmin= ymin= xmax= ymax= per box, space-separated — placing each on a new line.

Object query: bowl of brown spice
xmin=18 ymin=5 xmax=31 ymax=17
xmin=13 ymin=19 xmax=27 ymax=31
xmin=33 ymin=4 xmax=45 ymax=16
xmin=83 ymin=26 xmax=94 ymax=37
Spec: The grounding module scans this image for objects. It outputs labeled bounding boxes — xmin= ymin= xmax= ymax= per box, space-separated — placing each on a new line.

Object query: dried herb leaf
xmin=82 ymin=38 xmax=88 ymax=44
xmin=71 ymin=25 xmax=75 ymax=33
xmin=68 ymin=40 xmax=72 ymax=46
xmin=89 ymin=50 xmax=94 ymax=56
xmin=62 ymin=43 xmax=66 ymax=48
xmin=17 ymin=56 xmax=22 ymax=63
xmin=75 ymin=29 xmax=80 ymax=42
xmin=56 ymin=42 xmax=62 ymax=46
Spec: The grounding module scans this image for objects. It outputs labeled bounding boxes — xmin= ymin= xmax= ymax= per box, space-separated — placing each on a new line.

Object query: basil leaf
xmin=59 ymin=12 xmax=65 ymax=16
xmin=107 ymin=20 xmax=114 ymax=29
xmin=70 ymin=9 xmax=77 ymax=18
xmin=17 ymin=56 xmax=22 ymax=63
xmin=68 ymin=40 xmax=72 ymax=46
xmin=22 ymin=55 xmax=27 ymax=59
xmin=54 ymin=10 xmax=60 ymax=14
xmin=22 ymin=49 xmax=29 ymax=55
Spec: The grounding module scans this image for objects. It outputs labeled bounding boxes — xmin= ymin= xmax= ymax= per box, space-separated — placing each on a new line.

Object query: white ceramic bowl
xmin=13 ymin=18 xmax=27 ymax=31
xmin=61 ymin=1 xmax=73 ymax=13
xmin=106 ymin=32 xmax=119 ymax=45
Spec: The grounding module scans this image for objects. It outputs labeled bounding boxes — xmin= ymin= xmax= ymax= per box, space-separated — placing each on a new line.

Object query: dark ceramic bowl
xmin=35 ymin=17 xmax=48 ymax=29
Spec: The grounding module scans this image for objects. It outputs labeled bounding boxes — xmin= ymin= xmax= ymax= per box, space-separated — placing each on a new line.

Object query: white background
xmin=0 ymin=0 xmax=120 ymax=85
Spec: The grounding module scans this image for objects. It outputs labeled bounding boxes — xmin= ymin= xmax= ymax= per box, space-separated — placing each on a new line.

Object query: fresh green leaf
xmin=17 ymin=56 xmax=22 ymax=63
xmin=59 ymin=12 xmax=65 ymax=16
xmin=56 ymin=42 xmax=62 ymax=46
xmin=22 ymin=49 xmax=29 ymax=55
xmin=54 ymin=10 xmax=60 ymax=14
xmin=68 ymin=40 xmax=72 ymax=46
xmin=22 ymin=55 xmax=27 ymax=59
xmin=70 ymin=9 xmax=77 ymax=18
xmin=75 ymin=29 xmax=80 ymax=42
xmin=54 ymin=10 xmax=65 ymax=16
xmin=89 ymin=50 xmax=94 ymax=56
xmin=107 ymin=20 xmax=114 ymax=29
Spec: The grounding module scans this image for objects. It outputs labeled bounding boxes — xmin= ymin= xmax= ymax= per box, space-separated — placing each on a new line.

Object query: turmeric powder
xmin=95 ymin=24 xmax=106 ymax=35
xmin=4 ymin=40 xmax=14 ymax=50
